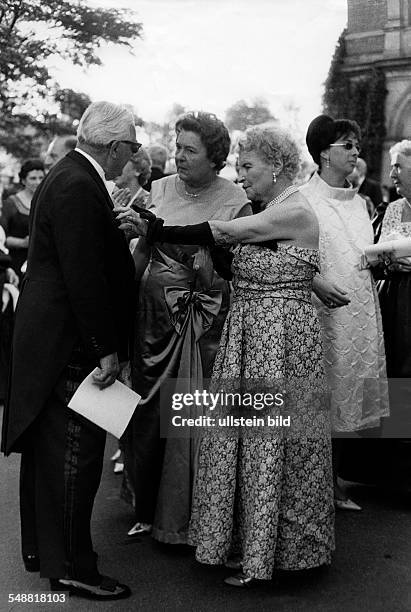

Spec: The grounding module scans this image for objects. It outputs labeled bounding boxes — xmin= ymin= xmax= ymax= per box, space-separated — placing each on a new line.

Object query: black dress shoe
xmin=50 ymin=576 xmax=131 ymax=600
xmin=23 ymin=554 xmax=40 ymax=572
xmin=49 ymin=579 xmax=72 ymax=592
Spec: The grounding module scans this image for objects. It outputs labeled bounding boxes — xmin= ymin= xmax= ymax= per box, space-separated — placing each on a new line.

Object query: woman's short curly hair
xmin=175 ymin=111 xmax=230 ymax=172
xmin=130 ymin=147 xmax=152 ymax=186
xmin=238 ymin=125 xmax=301 ymax=180
xmin=19 ymin=158 xmax=45 ymax=183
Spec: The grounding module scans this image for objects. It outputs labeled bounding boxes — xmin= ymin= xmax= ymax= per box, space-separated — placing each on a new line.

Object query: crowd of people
xmin=0 ymin=99 xmax=410 ymax=600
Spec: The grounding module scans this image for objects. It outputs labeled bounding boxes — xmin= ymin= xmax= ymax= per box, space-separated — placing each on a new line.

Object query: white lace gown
xmin=300 ymin=173 xmax=389 ymax=432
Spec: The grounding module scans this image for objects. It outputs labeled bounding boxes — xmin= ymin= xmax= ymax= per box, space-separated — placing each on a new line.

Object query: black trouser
xmin=19 ymin=375 xmax=106 ymax=581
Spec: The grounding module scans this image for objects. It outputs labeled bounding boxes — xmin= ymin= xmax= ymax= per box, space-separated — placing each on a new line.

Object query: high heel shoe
xmin=334 ymin=498 xmax=362 ymax=511
xmin=224 ymin=572 xmax=254 ymax=587
xmin=127 ymin=522 xmax=152 ymax=536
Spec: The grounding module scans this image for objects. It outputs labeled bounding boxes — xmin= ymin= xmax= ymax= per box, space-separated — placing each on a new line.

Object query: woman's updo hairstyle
xmin=306 ymin=114 xmax=361 ymax=167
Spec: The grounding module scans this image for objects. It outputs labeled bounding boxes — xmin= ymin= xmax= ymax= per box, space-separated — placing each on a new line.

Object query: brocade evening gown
xmin=188 ymin=242 xmax=334 ymax=579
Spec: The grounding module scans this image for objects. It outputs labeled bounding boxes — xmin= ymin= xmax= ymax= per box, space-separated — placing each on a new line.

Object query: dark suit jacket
xmin=359 ymin=178 xmax=382 ymax=209
xmin=2 ymin=151 xmax=135 ymax=454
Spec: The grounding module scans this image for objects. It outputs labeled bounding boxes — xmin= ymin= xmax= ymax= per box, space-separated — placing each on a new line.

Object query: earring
xmin=325 ymin=158 xmax=330 ymax=169
xmin=272 ymin=172 xmax=277 ymax=184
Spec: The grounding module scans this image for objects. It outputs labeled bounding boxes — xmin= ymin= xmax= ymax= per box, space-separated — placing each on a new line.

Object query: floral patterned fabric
xmin=188 ymin=242 xmax=335 ymax=580
xmin=379 ymin=199 xmax=411 ymax=242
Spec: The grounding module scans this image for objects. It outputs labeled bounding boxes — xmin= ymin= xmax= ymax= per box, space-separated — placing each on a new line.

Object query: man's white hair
xmin=390 ymin=139 xmax=411 ymax=159
xmin=77 ymin=101 xmax=134 ymax=148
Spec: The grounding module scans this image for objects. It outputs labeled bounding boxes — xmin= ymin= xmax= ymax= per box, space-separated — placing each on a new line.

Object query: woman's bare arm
xmin=209 ymin=197 xmax=318 ymax=248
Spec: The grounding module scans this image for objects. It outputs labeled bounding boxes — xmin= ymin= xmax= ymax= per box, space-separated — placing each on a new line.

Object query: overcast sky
xmin=50 ymin=0 xmax=348 ymax=134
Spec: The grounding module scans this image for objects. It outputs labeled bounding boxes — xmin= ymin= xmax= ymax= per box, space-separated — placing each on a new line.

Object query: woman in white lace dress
xmin=300 ymin=115 xmax=389 ymax=509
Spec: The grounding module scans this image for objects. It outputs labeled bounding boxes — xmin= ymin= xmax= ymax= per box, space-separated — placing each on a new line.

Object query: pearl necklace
xmin=266 ymin=184 xmax=299 ymax=208
xmin=177 ymin=176 xmax=215 ymax=199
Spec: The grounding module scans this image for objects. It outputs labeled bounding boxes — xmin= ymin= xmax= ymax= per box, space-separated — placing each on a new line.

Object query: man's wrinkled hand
xmin=92 ymin=353 xmax=120 ymax=389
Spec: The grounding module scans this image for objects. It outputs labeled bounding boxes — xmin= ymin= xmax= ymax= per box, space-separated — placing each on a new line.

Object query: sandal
xmin=224 ymin=572 xmax=254 ymax=587
xmin=51 ymin=576 xmax=131 ymax=600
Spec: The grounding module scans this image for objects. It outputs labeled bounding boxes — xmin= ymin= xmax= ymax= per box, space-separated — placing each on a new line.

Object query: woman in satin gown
xmin=122 ymin=112 xmax=250 ymax=543
xmin=117 ymin=125 xmax=334 ymax=587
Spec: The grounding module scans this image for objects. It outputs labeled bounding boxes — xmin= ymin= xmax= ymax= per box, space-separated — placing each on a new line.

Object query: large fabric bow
xmin=164 ymin=286 xmax=223 ymax=339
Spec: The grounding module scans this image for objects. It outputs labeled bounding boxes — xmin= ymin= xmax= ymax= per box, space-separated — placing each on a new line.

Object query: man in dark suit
xmin=1 ymin=101 xmax=139 ymax=600
xmin=350 ymin=158 xmax=383 ymax=217
xmin=44 ymin=134 xmax=77 ymax=171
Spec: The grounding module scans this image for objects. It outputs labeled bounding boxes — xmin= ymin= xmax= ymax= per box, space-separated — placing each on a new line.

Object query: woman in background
xmin=115 ymin=146 xmax=152 ymax=210
xmin=1 ymin=159 xmax=44 ymax=278
xmin=109 ymin=147 xmax=153 ymax=475
xmin=0 ymin=226 xmax=19 ymax=399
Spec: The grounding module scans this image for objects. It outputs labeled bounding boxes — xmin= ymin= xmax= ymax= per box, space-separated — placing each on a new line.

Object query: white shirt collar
xmin=75 ymin=147 xmax=110 ymax=193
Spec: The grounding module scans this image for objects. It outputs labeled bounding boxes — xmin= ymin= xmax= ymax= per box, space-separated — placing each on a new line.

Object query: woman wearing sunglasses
xmin=300 ymin=115 xmax=389 ymax=510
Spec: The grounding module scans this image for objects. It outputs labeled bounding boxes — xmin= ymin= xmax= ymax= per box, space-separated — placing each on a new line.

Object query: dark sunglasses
xmin=108 ymin=140 xmax=142 ymax=154
xmin=329 ymin=142 xmax=361 ymax=153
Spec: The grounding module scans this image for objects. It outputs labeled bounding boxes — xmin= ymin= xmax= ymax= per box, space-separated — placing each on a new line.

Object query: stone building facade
xmin=344 ymin=0 xmax=411 ymax=181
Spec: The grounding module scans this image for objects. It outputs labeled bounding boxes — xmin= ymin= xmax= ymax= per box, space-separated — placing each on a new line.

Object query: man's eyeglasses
xmin=329 ymin=142 xmax=361 ymax=153
xmin=108 ymin=140 xmax=142 ymax=154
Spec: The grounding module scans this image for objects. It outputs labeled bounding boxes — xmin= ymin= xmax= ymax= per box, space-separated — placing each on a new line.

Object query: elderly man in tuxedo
xmin=1 ymin=101 xmax=138 ymax=600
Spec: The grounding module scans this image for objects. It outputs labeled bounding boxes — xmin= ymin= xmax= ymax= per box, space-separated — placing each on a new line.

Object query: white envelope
xmin=68 ymin=368 xmax=141 ymax=438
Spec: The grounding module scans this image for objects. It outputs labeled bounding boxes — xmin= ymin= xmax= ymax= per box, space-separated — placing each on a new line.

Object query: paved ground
xmin=1 ymin=425 xmax=411 ymax=612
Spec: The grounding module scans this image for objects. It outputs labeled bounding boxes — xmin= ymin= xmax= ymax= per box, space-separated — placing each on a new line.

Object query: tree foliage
xmin=0 ymin=0 xmax=142 ymax=158
xmin=0 ymin=0 xmax=142 ymax=112
xmin=0 ymin=87 xmax=93 ymax=158
xmin=323 ymin=29 xmax=350 ymax=118
xmin=225 ymin=98 xmax=276 ymax=132
xmin=323 ymin=29 xmax=387 ymax=178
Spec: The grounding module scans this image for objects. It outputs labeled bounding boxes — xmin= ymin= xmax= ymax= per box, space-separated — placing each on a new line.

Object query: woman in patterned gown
xmin=377 ymin=139 xmax=411 ymax=492
xmin=300 ymin=115 xmax=389 ymax=509
xmin=117 ymin=125 xmax=334 ymax=586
